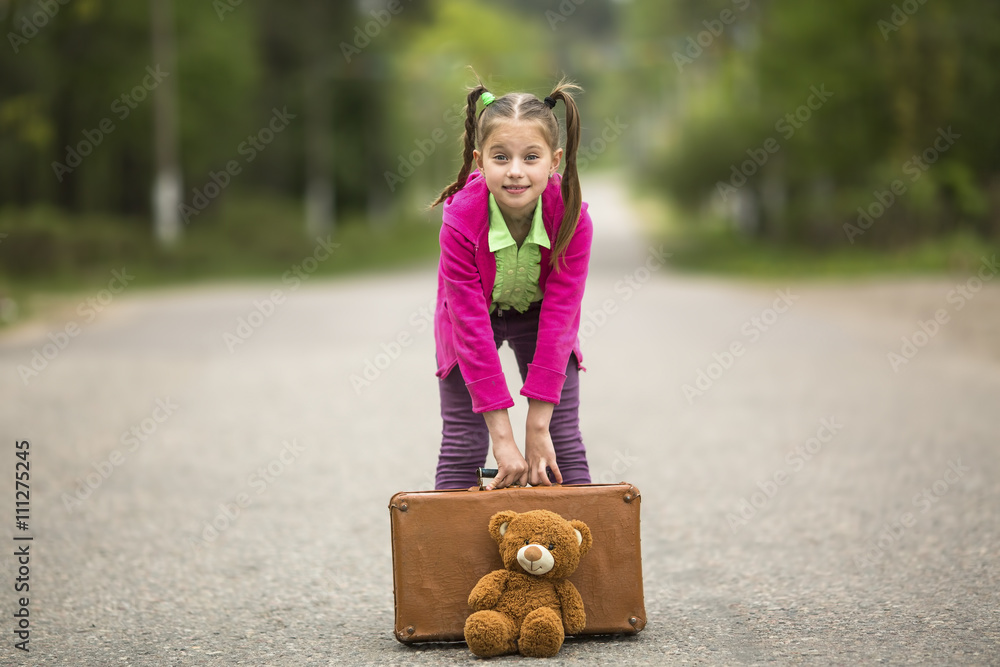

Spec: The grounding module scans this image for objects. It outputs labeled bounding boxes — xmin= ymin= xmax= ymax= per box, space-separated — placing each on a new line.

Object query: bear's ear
xmin=489 ymin=511 xmax=519 ymax=544
xmin=569 ymin=520 xmax=593 ymax=557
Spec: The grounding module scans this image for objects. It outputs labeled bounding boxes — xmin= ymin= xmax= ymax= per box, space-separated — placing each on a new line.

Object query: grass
xmin=662 ymin=228 xmax=998 ymax=280
xmin=631 ymin=187 xmax=999 ymax=281
xmin=0 ymin=193 xmax=442 ymax=326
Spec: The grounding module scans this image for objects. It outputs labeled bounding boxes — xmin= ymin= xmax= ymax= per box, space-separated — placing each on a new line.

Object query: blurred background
xmin=2 ymin=4 xmax=999 ymax=661
xmin=1 ymin=0 xmax=998 ymax=315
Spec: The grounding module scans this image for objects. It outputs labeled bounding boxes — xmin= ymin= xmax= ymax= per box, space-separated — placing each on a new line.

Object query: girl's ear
xmin=473 ymin=149 xmax=483 ymax=172
xmin=550 ymin=147 xmax=563 ymax=176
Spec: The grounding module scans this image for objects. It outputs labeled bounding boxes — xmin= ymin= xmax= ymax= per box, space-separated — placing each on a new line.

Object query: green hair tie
xmin=481 ymin=91 xmax=495 ymax=106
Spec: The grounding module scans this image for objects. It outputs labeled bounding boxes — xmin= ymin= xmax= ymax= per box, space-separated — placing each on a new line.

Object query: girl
xmin=430 ymin=77 xmax=593 ymax=491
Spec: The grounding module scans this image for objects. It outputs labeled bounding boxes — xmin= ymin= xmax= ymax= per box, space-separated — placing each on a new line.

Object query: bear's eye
xmin=548 ymin=542 xmax=556 ymax=551
xmin=524 ymin=539 xmax=530 ymax=546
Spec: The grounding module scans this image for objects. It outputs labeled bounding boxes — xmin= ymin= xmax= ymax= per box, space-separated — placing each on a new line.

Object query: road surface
xmin=1 ymin=176 xmax=998 ymax=665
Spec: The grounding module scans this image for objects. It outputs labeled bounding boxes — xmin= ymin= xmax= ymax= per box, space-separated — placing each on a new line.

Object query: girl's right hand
xmin=482 ymin=409 xmax=528 ymax=489
xmin=489 ymin=440 xmax=529 ymax=490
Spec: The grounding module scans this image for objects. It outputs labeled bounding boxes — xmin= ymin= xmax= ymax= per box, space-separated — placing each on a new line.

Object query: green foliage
xmin=3 ymin=0 xmax=997 ymax=288
xmin=663 ymin=226 xmax=999 ymax=279
xmin=625 ymin=0 xmax=1000 ymax=249
xmin=0 ymin=196 xmax=440 ymax=300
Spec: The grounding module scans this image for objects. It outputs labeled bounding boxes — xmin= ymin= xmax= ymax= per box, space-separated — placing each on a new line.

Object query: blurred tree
xmin=4 ymin=0 xmax=996 ymax=252
xmin=624 ymin=0 xmax=1000 ymax=247
xmin=150 ymin=0 xmax=181 ymax=245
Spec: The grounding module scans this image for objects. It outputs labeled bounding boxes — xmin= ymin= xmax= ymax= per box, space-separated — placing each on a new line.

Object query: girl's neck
xmin=503 ymin=210 xmax=532 ymax=229
xmin=502 ymin=209 xmax=533 ymax=248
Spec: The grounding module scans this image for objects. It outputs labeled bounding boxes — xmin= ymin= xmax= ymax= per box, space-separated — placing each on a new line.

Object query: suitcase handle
xmin=476 ymin=467 xmax=498 ymax=488
xmin=476 ymin=467 xmax=559 ymax=489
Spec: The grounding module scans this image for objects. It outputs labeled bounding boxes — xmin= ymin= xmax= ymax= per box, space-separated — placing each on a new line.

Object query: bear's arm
xmin=554 ymin=580 xmax=586 ymax=635
xmin=468 ymin=569 xmax=510 ymax=611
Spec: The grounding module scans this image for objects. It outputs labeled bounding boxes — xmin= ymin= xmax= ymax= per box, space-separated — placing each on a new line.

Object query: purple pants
xmin=435 ymin=303 xmax=591 ymax=490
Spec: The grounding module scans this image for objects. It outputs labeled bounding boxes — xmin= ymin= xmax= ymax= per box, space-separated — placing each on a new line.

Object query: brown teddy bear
xmin=464 ymin=509 xmax=593 ymax=658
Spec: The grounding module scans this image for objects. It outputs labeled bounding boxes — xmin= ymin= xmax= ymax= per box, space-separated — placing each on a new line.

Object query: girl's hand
xmin=490 ymin=439 xmax=529 ymax=490
xmin=525 ymin=399 xmax=562 ymax=486
xmin=483 ymin=409 xmax=528 ymax=490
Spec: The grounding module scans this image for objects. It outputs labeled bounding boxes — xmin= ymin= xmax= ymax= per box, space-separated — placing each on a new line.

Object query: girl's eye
xmin=525 ymin=155 xmax=538 ymax=161
xmin=493 ymin=155 xmax=508 ymax=161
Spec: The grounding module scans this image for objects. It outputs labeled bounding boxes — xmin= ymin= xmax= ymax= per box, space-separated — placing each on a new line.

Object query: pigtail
xmin=430 ymin=84 xmax=488 ymax=208
xmin=547 ymin=79 xmax=583 ymax=270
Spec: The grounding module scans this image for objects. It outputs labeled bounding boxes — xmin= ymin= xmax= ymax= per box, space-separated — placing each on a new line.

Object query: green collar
xmin=487 ymin=194 xmax=550 ymax=252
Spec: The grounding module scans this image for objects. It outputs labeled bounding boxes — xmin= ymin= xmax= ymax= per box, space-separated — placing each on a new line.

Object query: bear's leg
xmin=518 ymin=607 xmax=565 ymax=658
xmin=464 ymin=610 xmax=518 ymax=658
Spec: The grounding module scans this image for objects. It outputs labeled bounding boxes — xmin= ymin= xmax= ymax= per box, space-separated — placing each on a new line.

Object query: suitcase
xmin=388 ymin=472 xmax=646 ymax=644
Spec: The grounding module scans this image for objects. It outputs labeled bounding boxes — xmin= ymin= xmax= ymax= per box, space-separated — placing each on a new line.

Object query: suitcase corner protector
xmin=388 ymin=492 xmax=411 ymax=511
xmin=394 ymin=625 xmax=417 ymax=643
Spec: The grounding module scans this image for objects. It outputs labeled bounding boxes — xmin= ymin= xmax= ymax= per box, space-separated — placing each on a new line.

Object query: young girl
xmin=430 ymin=77 xmax=593 ymax=491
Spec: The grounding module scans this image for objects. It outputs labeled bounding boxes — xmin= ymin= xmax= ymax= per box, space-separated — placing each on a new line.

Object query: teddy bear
xmin=464 ymin=509 xmax=593 ymax=658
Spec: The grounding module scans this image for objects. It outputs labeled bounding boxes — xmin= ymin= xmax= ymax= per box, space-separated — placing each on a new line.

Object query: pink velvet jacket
xmin=434 ymin=171 xmax=592 ymax=413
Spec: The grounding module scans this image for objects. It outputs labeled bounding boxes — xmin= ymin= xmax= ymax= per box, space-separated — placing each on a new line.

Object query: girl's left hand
xmin=525 ymin=427 xmax=562 ymax=486
xmin=525 ymin=399 xmax=562 ymax=486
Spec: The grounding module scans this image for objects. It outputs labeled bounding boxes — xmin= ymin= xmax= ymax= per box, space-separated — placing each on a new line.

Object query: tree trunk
xmin=150 ymin=0 xmax=182 ymax=246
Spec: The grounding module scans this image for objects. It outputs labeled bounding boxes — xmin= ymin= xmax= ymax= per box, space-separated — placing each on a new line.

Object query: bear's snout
xmin=516 ymin=543 xmax=555 ymax=575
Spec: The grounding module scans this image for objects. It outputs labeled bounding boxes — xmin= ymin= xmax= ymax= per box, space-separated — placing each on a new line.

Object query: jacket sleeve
xmin=521 ymin=207 xmax=592 ymax=404
xmin=439 ymin=224 xmax=514 ymax=413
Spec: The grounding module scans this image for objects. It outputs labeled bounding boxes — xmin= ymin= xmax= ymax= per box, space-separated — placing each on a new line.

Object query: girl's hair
xmin=430 ymin=75 xmax=583 ymax=270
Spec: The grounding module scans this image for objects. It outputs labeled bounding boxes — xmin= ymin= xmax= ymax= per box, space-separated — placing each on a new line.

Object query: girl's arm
xmin=439 ymin=224 xmax=514 ymax=413
xmin=521 ymin=206 xmax=593 ymax=405
xmin=482 ymin=410 xmax=529 ymax=490
xmin=521 ymin=206 xmax=593 ymax=485
xmin=524 ymin=399 xmax=561 ymax=486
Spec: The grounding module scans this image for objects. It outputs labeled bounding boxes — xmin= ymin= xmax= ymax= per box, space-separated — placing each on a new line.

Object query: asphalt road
xmin=1 ymin=177 xmax=998 ymax=665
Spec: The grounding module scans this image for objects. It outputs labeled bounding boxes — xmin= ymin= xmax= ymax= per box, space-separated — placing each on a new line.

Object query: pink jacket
xmin=434 ymin=171 xmax=592 ymax=413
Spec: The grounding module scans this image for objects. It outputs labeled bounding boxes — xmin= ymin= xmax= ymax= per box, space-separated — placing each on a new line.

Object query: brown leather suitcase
xmin=388 ymin=478 xmax=646 ymax=644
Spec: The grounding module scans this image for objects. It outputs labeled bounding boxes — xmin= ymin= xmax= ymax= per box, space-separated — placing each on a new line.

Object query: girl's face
xmin=474 ymin=120 xmax=562 ymax=223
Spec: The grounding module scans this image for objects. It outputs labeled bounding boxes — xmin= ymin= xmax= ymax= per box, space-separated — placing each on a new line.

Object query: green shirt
xmin=488 ymin=194 xmax=550 ymax=314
